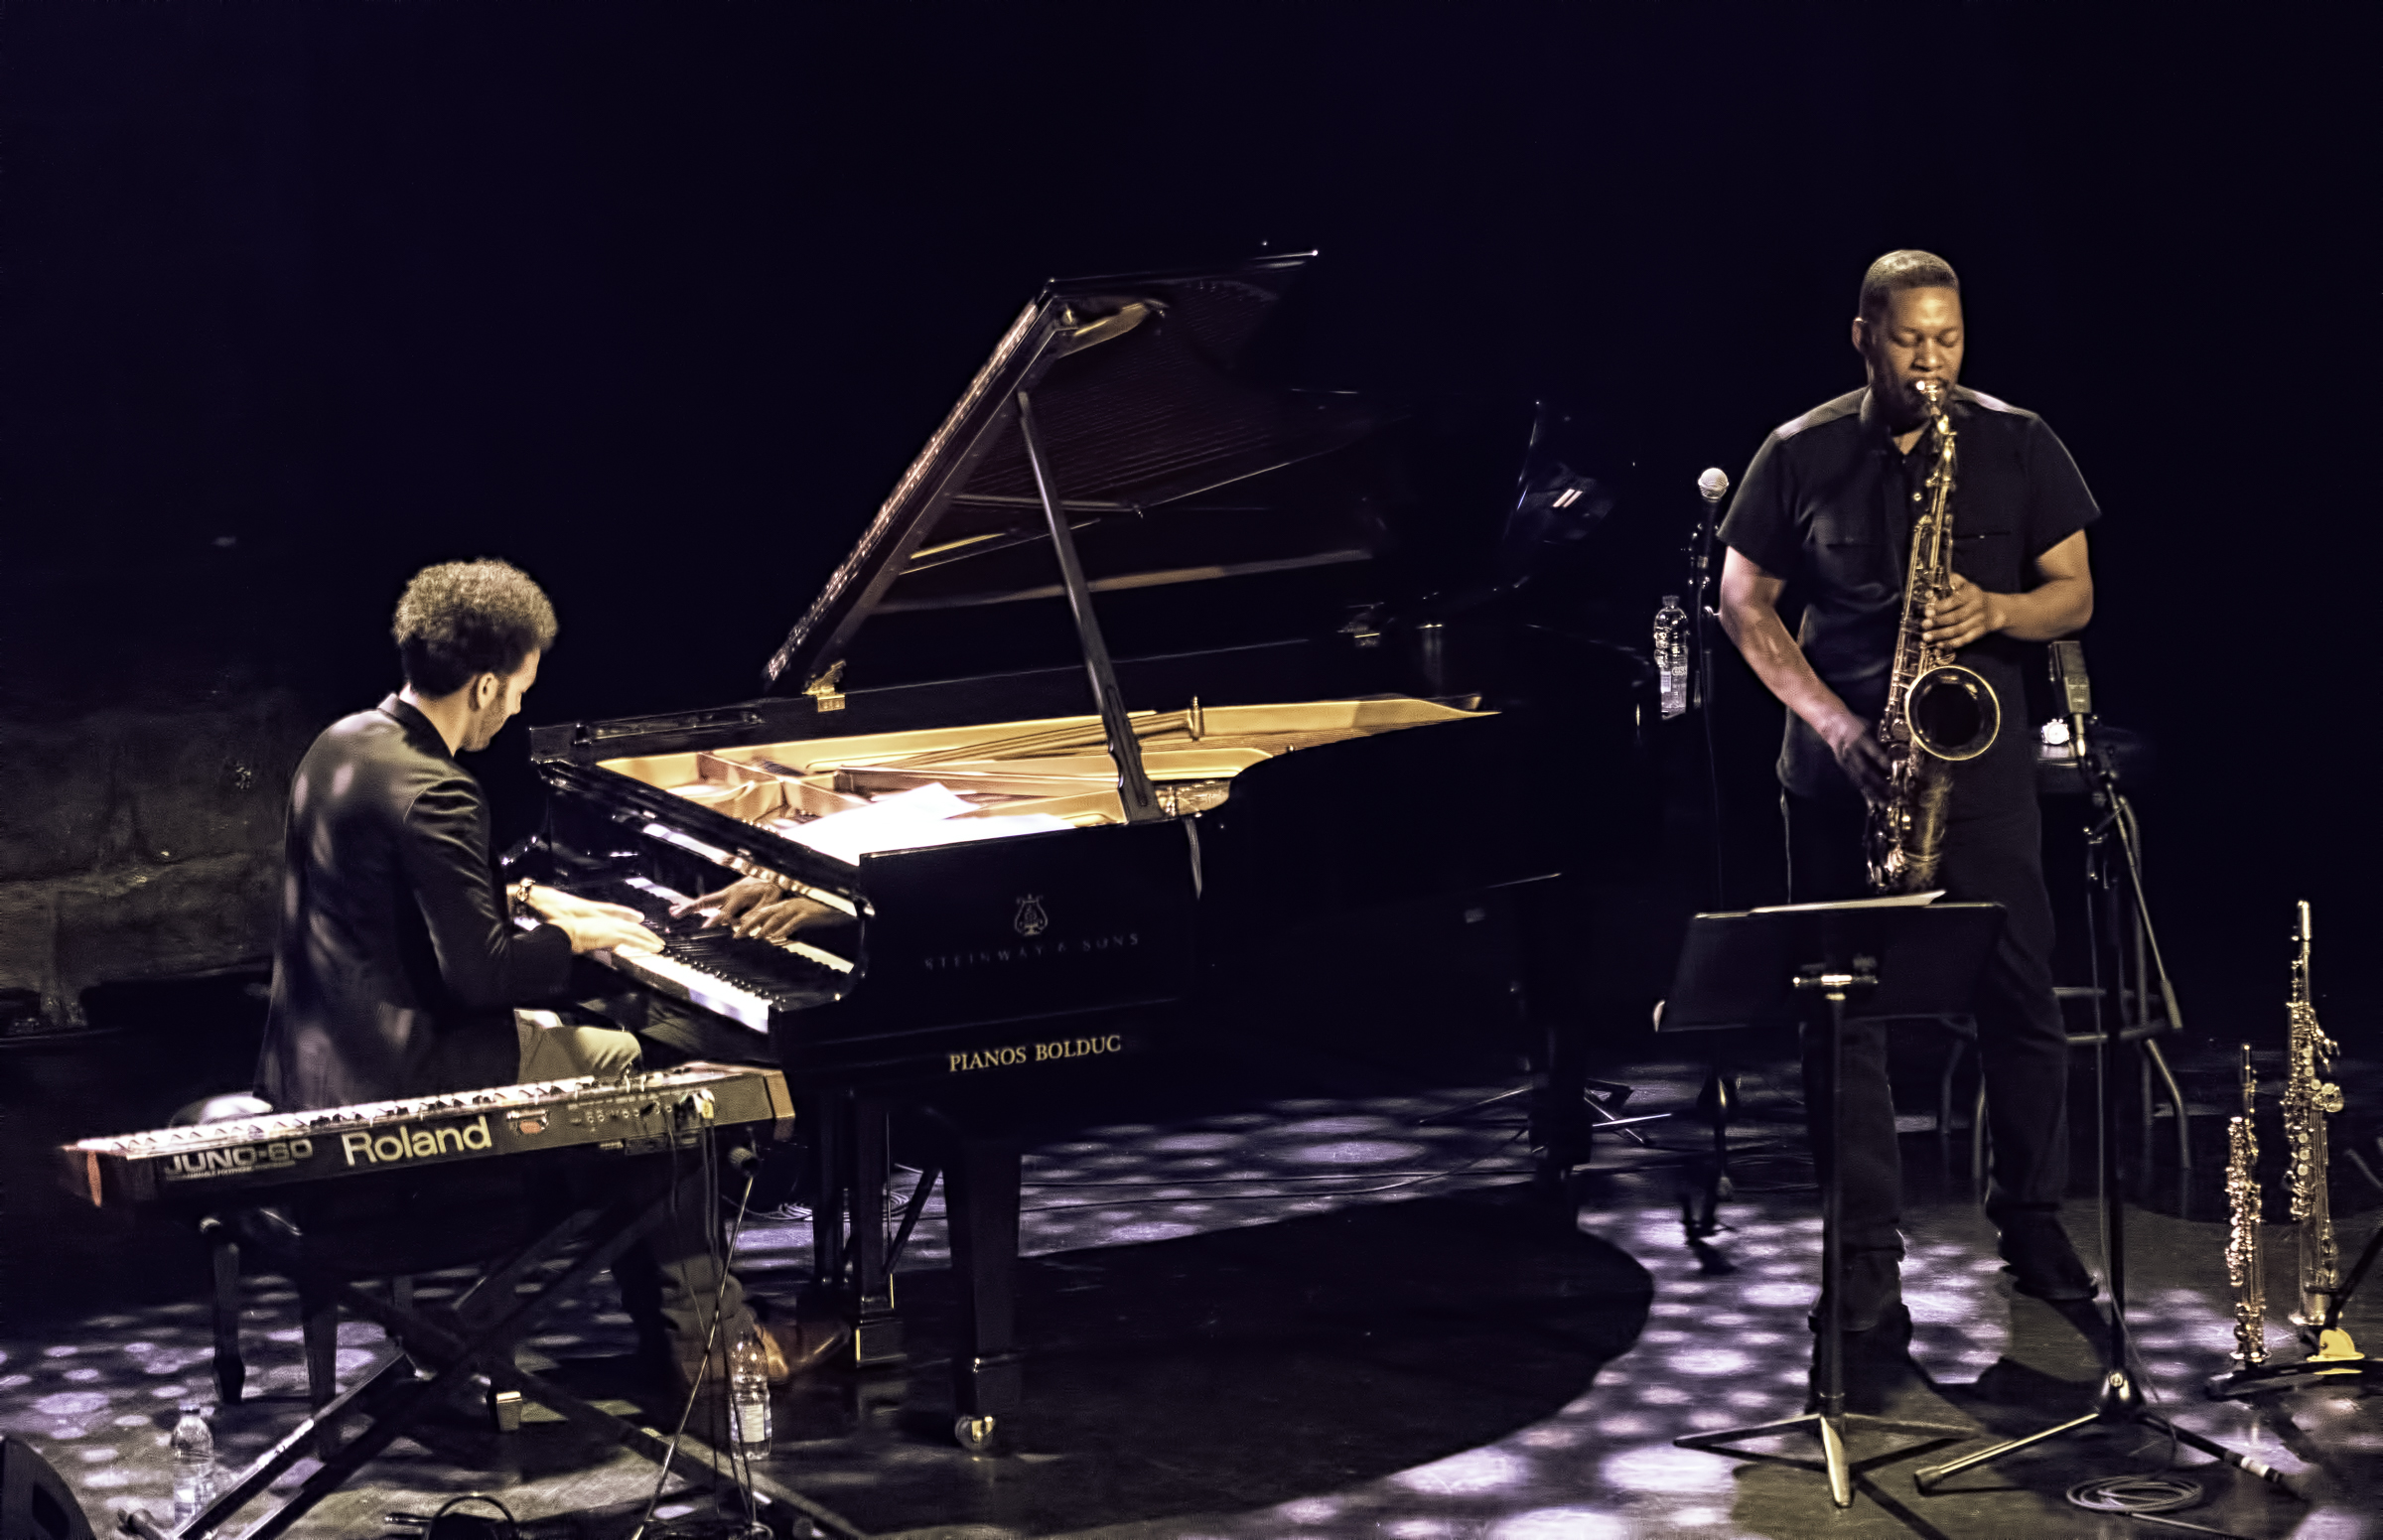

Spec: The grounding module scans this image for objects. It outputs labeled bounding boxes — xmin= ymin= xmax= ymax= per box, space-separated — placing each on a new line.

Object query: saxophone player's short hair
xmin=1859 ymin=249 xmax=1961 ymax=323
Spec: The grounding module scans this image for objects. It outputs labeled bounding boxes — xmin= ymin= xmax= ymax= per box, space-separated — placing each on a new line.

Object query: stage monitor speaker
xmin=0 ymin=1437 xmax=95 ymax=1540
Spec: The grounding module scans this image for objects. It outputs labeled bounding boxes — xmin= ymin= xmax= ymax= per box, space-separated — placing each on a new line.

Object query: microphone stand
xmin=1682 ymin=470 xmax=1748 ymax=1239
xmin=1692 ymin=471 xmax=1728 ymax=909
xmin=1912 ymin=701 xmax=2305 ymax=1503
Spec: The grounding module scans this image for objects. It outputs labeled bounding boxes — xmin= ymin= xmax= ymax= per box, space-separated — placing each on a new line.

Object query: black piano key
xmin=661 ymin=930 xmax=841 ymax=995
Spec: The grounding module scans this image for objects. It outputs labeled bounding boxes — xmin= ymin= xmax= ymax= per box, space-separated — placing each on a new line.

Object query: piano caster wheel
xmin=953 ymin=1414 xmax=998 ymax=1454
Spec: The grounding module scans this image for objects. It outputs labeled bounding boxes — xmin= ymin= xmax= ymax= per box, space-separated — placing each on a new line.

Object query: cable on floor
xmin=2064 ymin=1475 xmax=2258 ymax=1539
xmin=2066 ymin=1473 xmax=2200 ymax=1513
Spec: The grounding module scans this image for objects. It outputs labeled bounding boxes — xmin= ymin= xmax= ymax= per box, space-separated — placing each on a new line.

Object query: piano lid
xmin=763 ymin=253 xmax=1387 ymax=696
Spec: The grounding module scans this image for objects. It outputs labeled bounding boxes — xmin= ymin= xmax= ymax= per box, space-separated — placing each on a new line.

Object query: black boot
xmin=1805 ymin=1246 xmax=1903 ymax=1333
xmin=1996 ymin=1211 xmax=2096 ymax=1302
xmin=1805 ymin=1302 xmax=1916 ymax=1415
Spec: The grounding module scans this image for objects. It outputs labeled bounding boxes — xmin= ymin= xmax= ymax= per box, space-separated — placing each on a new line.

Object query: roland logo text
xmin=339 ymin=1115 xmax=492 ymax=1167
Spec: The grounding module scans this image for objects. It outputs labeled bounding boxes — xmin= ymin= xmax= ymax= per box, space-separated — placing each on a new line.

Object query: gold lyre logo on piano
xmin=1013 ymin=894 xmax=1049 ymax=937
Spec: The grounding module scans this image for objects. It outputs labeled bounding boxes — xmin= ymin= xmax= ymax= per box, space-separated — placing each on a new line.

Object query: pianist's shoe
xmin=755 ymin=1314 xmax=851 ymax=1386
xmin=660 ymin=1312 xmax=851 ymax=1404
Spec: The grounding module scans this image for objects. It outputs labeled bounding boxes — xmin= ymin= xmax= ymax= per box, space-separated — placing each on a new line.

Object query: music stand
xmin=1667 ymin=897 xmax=1999 ymax=1509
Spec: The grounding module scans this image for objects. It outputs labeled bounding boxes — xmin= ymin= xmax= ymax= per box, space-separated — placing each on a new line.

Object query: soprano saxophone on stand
xmin=1866 ymin=378 xmax=2002 ymax=893
xmin=2280 ymin=900 xmax=2351 ymax=1352
xmin=2208 ymin=902 xmax=2371 ymax=1398
xmin=2224 ymin=1045 xmax=2267 ymax=1368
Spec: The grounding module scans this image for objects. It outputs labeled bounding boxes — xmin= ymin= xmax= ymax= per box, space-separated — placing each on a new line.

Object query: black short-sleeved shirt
xmin=1719 ymin=385 xmax=2099 ymax=804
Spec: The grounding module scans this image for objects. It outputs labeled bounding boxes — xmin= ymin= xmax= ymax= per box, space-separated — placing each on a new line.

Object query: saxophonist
xmin=1717 ymin=251 xmax=2100 ymax=1386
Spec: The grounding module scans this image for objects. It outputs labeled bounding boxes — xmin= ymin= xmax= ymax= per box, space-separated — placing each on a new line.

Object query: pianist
xmin=252 ymin=558 xmax=838 ymax=1404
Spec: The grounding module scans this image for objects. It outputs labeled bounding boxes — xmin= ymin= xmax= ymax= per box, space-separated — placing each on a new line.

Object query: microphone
xmin=1691 ymin=468 xmax=1731 ymax=620
xmin=2047 ymin=638 xmax=2093 ymax=719
xmin=2049 ymin=639 xmax=2095 ymax=759
xmin=2048 ymin=638 xmax=2112 ymax=789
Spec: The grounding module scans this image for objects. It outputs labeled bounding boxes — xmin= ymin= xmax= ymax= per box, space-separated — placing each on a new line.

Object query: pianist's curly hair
xmin=392 ymin=559 xmax=560 ymax=697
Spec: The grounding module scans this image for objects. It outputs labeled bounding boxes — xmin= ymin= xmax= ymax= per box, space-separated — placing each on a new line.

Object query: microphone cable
xmin=631 ymin=1115 xmax=767 ymax=1540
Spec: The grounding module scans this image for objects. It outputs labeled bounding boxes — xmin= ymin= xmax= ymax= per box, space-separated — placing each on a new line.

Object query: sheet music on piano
xmin=774 ymin=783 xmax=1073 ymax=865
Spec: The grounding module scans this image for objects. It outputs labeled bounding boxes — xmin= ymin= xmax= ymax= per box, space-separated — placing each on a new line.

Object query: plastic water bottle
xmin=170 ymin=1406 xmax=218 ymax=1522
xmin=729 ymin=1326 xmax=771 ymax=1460
xmin=1654 ymin=595 xmax=1690 ymax=719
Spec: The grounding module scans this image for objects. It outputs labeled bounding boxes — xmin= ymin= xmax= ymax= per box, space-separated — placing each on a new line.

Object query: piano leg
xmin=808 ymin=1093 xmax=847 ymax=1311
xmin=942 ymin=1133 xmax=1023 ymax=1453
xmin=848 ymin=1098 xmax=905 ymax=1367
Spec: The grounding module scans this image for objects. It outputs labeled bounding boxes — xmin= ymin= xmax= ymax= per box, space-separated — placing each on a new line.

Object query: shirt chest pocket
xmin=1808 ymin=509 xmax=1896 ymax=599
xmin=1952 ymin=517 xmax=2022 ymax=592
xmin=1946 ymin=447 xmax=2027 ymax=589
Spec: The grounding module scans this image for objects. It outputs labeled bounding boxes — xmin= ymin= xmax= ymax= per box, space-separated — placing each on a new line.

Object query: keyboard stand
xmin=122 ymin=1174 xmax=858 ymax=1540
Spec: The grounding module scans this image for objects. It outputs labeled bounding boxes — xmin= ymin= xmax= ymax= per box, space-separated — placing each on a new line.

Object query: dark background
xmin=1 ymin=2 xmax=2365 ymax=1042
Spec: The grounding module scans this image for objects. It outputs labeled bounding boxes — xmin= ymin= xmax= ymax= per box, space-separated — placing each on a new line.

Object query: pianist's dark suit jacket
xmin=255 ymin=695 xmax=574 ymax=1111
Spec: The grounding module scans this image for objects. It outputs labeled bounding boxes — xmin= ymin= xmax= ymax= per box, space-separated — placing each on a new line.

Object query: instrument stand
xmin=1418 ymin=945 xmax=1669 ymax=1186
xmin=1668 ymin=902 xmax=1996 ymax=1508
xmin=1911 ymin=715 xmax=2306 ymax=1503
xmin=1417 ymin=1062 xmax=1670 ymax=1183
xmin=124 ymin=1166 xmax=838 ymax=1540
xmin=2206 ymin=1208 xmax=2383 ymax=1398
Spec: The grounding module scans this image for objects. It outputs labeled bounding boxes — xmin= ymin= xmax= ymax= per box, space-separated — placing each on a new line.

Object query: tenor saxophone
xmin=1866 ymin=379 xmax=2002 ymax=893
xmin=2224 ymin=1045 xmax=2267 ymax=1368
xmin=2280 ymin=900 xmax=2347 ymax=1345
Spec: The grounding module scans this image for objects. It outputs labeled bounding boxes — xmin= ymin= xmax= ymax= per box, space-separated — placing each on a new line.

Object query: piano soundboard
xmin=60 ymin=1061 xmax=794 ymax=1208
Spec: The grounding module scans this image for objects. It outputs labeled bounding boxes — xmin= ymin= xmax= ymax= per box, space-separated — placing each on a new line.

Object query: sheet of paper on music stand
xmin=1748 ymin=890 xmax=1944 ymax=914
xmin=783 ymin=782 xmax=1073 ymax=865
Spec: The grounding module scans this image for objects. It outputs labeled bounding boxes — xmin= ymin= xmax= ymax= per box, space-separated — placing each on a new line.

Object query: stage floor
xmin=2 ymin=992 xmax=2377 ymax=1540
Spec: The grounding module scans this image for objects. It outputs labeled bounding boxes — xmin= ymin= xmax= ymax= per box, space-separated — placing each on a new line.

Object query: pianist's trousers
xmin=514 ymin=1015 xmax=756 ymax=1377
xmin=1783 ymin=789 xmax=2071 ymax=1260
xmin=603 ymin=1155 xmax=756 ymax=1381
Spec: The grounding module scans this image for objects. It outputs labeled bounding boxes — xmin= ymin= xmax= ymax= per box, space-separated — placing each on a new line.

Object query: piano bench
xmin=168 ymin=1096 xmax=500 ymax=1444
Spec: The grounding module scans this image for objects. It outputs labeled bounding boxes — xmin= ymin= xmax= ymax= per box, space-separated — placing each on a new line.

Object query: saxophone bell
xmin=1906 ymin=663 xmax=2001 ymax=762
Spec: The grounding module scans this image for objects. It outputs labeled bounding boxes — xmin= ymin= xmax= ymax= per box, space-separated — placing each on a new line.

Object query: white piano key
xmin=599 ymin=948 xmax=771 ymax=1033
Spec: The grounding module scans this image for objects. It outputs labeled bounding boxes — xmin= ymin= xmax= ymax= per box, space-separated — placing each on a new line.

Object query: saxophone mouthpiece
xmin=1912 ymin=378 xmax=1945 ymax=408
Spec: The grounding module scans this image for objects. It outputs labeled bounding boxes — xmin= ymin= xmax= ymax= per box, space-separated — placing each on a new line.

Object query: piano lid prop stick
xmin=1015 ymin=389 xmax=1165 ymax=823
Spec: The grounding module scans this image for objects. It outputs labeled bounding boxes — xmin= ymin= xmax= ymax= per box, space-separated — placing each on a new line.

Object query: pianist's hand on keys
xmin=673 ymin=878 xmax=840 ymax=942
xmin=523 ymin=884 xmax=665 ymax=956
xmin=556 ymin=912 xmax=663 ymax=955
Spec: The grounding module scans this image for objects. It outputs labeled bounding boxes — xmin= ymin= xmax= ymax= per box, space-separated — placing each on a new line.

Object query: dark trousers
xmin=604 ymin=1155 xmax=755 ymax=1378
xmin=1784 ymin=789 xmax=2071 ymax=1256
xmin=519 ymin=1010 xmax=755 ymax=1376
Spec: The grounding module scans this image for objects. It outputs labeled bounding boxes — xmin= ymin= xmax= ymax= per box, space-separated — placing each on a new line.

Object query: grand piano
xmin=515 ymin=253 xmax=1641 ymax=1449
